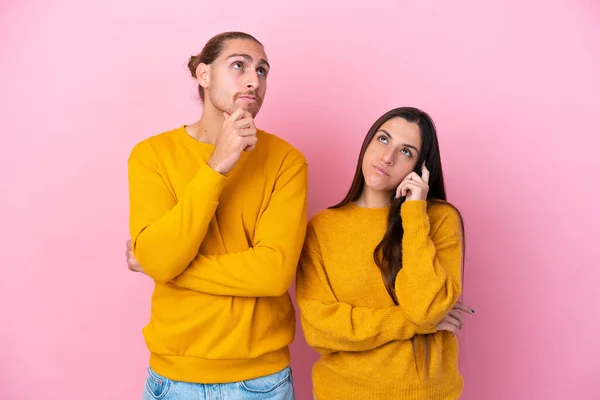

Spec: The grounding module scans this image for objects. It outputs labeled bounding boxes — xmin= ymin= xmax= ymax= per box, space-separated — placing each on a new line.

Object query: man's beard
xmin=208 ymin=89 xmax=262 ymax=117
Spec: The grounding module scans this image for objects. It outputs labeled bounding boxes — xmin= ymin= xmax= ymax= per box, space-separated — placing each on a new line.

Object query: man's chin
xmin=223 ymin=102 xmax=261 ymax=118
xmin=243 ymin=105 xmax=261 ymax=118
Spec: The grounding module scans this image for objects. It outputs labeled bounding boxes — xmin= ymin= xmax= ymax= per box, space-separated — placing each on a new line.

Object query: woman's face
xmin=361 ymin=117 xmax=422 ymax=194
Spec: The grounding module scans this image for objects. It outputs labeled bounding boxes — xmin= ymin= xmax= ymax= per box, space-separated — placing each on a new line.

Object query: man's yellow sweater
xmin=128 ymin=126 xmax=308 ymax=383
xmin=296 ymin=201 xmax=464 ymax=399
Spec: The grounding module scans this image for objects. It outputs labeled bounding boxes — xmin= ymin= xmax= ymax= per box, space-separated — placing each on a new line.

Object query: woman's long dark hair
xmin=330 ymin=106 xmax=465 ymax=381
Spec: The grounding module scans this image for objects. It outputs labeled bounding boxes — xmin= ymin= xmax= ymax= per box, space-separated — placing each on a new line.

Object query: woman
xmin=295 ymin=107 xmax=474 ymax=399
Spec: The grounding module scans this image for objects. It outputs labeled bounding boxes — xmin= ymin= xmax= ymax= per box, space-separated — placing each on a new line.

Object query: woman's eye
xmin=233 ymin=62 xmax=243 ymax=69
xmin=401 ymin=148 xmax=412 ymax=157
xmin=378 ymin=135 xmax=388 ymax=144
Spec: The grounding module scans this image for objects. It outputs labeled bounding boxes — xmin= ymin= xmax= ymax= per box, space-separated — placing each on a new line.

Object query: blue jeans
xmin=142 ymin=365 xmax=295 ymax=400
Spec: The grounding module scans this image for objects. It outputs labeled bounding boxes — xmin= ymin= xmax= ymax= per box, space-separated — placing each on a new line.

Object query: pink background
xmin=1 ymin=0 xmax=599 ymax=399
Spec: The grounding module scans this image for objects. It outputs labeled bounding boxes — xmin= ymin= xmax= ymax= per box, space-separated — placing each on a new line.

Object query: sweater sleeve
xmin=295 ymin=222 xmax=435 ymax=355
xmin=128 ymin=142 xmax=226 ymax=283
xmin=395 ymin=200 xmax=463 ymax=326
xmin=169 ymin=156 xmax=308 ymax=297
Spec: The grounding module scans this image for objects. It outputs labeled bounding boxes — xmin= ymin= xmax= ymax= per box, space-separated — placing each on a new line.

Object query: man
xmin=125 ymin=31 xmax=307 ymax=399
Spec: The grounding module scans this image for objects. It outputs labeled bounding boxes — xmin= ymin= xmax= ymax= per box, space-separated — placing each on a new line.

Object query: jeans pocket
xmin=144 ymin=367 xmax=172 ymax=399
xmin=239 ymin=366 xmax=292 ymax=393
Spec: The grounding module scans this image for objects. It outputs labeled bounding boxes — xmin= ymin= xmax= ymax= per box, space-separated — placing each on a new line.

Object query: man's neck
xmin=185 ymin=105 xmax=224 ymax=145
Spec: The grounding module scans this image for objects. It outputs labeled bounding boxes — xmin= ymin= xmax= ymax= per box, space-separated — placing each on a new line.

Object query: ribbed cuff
xmin=400 ymin=200 xmax=429 ymax=234
xmin=189 ymin=161 xmax=227 ymax=201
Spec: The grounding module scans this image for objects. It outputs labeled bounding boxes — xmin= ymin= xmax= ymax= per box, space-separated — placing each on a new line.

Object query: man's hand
xmin=207 ymin=108 xmax=258 ymax=175
xmin=125 ymin=239 xmax=145 ymax=274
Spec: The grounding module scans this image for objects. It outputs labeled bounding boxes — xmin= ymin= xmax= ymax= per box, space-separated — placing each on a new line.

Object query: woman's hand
xmin=395 ymin=162 xmax=430 ymax=201
xmin=435 ymin=302 xmax=475 ymax=335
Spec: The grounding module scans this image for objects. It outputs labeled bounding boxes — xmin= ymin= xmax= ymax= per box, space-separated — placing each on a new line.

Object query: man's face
xmin=203 ymin=39 xmax=270 ymax=118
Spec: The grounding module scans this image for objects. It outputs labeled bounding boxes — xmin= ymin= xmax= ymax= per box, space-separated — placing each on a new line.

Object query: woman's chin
xmin=364 ymin=182 xmax=396 ymax=196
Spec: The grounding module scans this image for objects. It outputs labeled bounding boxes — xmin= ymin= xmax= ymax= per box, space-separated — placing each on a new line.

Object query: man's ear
xmin=196 ymin=63 xmax=210 ymax=90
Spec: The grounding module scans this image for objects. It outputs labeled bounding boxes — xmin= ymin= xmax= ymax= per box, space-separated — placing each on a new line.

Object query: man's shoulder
xmin=257 ymin=129 xmax=306 ymax=165
xmin=129 ymin=126 xmax=183 ymax=160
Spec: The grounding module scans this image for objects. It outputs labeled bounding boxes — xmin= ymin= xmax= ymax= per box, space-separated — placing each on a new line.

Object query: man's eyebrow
xmin=226 ymin=53 xmax=270 ymax=69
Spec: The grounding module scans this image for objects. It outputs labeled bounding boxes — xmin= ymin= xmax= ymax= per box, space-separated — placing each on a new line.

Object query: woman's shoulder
xmin=308 ymin=205 xmax=351 ymax=231
xmin=426 ymin=200 xmax=464 ymax=232
xmin=427 ymin=200 xmax=459 ymax=216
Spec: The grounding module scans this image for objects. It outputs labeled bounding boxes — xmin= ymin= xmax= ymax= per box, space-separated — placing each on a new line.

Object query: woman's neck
xmin=354 ymin=188 xmax=392 ymax=208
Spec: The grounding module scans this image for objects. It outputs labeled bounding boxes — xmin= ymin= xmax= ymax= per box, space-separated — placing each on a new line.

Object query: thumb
xmin=222 ymin=112 xmax=231 ymax=121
